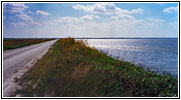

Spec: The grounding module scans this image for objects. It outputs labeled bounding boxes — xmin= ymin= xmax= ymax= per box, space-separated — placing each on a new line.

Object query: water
xmin=86 ymin=39 xmax=178 ymax=77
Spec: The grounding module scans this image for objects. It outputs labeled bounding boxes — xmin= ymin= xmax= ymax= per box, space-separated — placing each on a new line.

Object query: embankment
xmin=15 ymin=38 xmax=178 ymax=97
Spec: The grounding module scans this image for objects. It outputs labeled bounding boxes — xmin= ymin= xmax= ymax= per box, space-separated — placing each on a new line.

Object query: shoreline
xmin=13 ymin=38 xmax=178 ymax=97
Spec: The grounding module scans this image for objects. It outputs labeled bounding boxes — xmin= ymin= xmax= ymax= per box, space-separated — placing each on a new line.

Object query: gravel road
xmin=3 ymin=39 xmax=57 ymax=97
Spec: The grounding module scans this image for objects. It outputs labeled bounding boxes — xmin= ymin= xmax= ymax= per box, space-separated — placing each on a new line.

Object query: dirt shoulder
xmin=3 ymin=40 xmax=57 ymax=97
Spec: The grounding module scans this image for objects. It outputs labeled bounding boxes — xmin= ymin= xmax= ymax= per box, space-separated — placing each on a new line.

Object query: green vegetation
xmin=3 ymin=39 xmax=53 ymax=50
xmin=15 ymin=38 xmax=178 ymax=97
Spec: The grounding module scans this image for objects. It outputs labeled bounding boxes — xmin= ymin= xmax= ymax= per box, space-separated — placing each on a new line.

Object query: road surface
xmin=3 ymin=39 xmax=57 ymax=97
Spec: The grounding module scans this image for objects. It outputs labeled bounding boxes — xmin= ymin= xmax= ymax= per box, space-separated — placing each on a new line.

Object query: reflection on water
xmin=86 ymin=39 xmax=178 ymax=77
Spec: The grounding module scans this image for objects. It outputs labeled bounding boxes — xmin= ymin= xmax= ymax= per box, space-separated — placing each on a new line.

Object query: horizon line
xmin=3 ymin=37 xmax=178 ymax=39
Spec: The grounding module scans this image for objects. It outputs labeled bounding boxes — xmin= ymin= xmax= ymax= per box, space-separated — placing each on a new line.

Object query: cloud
xmin=72 ymin=3 xmax=142 ymax=22
xmin=33 ymin=14 xmax=176 ymax=38
xmin=163 ymin=7 xmax=178 ymax=13
xmin=44 ymin=15 xmax=100 ymax=25
xmin=36 ymin=10 xmax=50 ymax=16
xmin=80 ymin=15 xmax=100 ymax=20
xmin=11 ymin=22 xmax=27 ymax=27
xmin=6 ymin=14 xmax=177 ymax=38
xmin=3 ymin=3 xmax=28 ymax=13
xmin=4 ymin=3 xmax=177 ymax=38
xmin=72 ymin=3 xmax=117 ymax=15
xmin=127 ymin=8 xmax=143 ymax=14
xmin=28 ymin=11 xmax=33 ymax=14
xmin=3 ymin=3 xmax=33 ymax=21
xmin=109 ymin=14 xmax=135 ymax=20
xmin=146 ymin=18 xmax=164 ymax=23
xmin=16 ymin=13 xmax=32 ymax=21
xmin=72 ymin=3 xmax=143 ymax=15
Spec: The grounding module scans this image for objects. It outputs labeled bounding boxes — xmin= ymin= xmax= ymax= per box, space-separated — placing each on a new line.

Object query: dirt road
xmin=3 ymin=39 xmax=57 ymax=97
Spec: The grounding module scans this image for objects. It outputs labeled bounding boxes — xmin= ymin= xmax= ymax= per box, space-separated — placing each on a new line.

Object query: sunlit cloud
xmin=73 ymin=3 xmax=143 ymax=15
xmin=36 ymin=10 xmax=50 ymax=16
xmin=163 ymin=6 xmax=178 ymax=13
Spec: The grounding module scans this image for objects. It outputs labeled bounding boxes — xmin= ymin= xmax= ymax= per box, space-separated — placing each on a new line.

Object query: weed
xmin=16 ymin=38 xmax=178 ymax=97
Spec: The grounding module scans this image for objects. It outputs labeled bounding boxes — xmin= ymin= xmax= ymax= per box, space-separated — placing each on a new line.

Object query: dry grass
xmin=3 ymin=38 xmax=53 ymax=50
xmin=15 ymin=37 xmax=178 ymax=97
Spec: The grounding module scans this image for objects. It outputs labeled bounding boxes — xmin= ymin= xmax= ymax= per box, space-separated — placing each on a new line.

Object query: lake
xmin=86 ymin=39 xmax=178 ymax=77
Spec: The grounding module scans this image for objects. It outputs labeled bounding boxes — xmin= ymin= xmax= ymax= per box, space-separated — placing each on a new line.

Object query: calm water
xmin=86 ymin=39 xmax=178 ymax=77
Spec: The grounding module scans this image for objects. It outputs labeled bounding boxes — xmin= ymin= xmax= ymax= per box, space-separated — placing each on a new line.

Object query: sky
xmin=3 ymin=2 xmax=179 ymax=38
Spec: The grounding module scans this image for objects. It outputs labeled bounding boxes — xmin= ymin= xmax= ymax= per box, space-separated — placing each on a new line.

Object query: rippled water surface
xmin=86 ymin=39 xmax=178 ymax=77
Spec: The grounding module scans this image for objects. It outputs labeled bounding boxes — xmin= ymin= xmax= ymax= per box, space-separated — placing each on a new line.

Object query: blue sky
xmin=3 ymin=3 xmax=178 ymax=38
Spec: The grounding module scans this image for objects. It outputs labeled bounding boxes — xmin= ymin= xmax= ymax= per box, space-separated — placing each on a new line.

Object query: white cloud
xmin=146 ymin=18 xmax=164 ymax=23
xmin=72 ymin=3 xmax=142 ymax=23
xmin=3 ymin=3 xmax=33 ymax=21
xmin=72 ymin=3 xmax=143 ymax=15
xmin=3 ymin=3 xmax=28 ymax=14
xmin=28 ymin=11 xmax=33 ymax=14
xmin=54 ymin=17 xmax=82 ymax=24
xmin=11 ymin=22 xmax=27 ymax=27
xmin=80 ymin=15 xmax=94 ymax=20
xmin=127 ymin=8 xmax=143 ymax=14
xmin=7 ymin=15 xmax=177 ymax=38
xmin=29 ymin=21 xmax=42 ymax=26
xmin=110 ymin=14 xmax=135 ymax=20
xmin=72 ymin=3 xmax=118 ymax=15
xmin=36 ymin=10 xmax=50 ymax=16
xmin=4 ymin=3 xmax=177 ymax=38
xmin=80 ymin=15 xmax=100 ymax=20
xmin=163 ymin=7 xmax=178 ymax=13
xmin=16 ymin=13 xmax=32 ymax=21
xmin=11 ymin=20 xmax=42 ymax=28
xmin=44 ymin=15 xmax=100 ymax=25
xmin=32 ymin=14 xmax=177 ymax=38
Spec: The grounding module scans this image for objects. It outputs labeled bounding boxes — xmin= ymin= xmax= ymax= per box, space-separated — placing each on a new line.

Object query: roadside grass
xmin=3 ymin=39 xmax=53 ymax=50
xmin=15 ymin=38 xmax=178 ymax=97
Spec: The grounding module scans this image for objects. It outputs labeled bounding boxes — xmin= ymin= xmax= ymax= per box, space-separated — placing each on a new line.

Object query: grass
xmin=15 ymin=37 xmax=178 ymax=97
xmin=3 ymin=38 xmax=53 ymax=50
